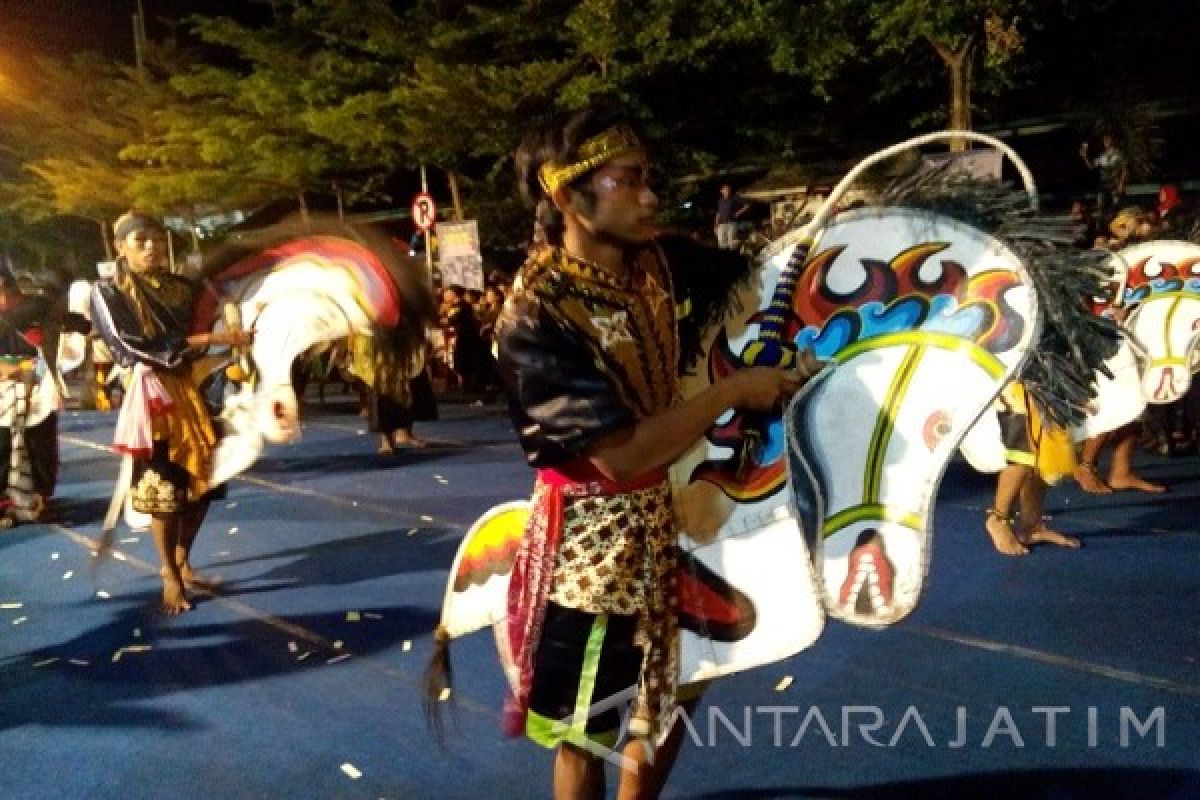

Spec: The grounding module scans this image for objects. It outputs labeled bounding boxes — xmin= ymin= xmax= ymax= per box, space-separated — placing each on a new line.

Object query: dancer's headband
xmin=113 ymin=212 xmax=165 ymax=242
xmin=538 ymin=125 xmax=644 ymax=195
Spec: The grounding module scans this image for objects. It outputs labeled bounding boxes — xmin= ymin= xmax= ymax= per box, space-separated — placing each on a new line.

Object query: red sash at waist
xmin=536 ymin=458 xmax=668 ymax=495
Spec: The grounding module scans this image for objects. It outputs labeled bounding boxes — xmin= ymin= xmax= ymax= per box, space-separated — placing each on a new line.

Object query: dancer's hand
xmin=728 ymin=367 xmax=803 ymax=412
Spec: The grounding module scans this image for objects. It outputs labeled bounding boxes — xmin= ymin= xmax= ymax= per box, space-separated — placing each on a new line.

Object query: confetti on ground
xmin=68 ymin=659 xmax=89 ymax=667
xmin=340 ymin=764 xmax=362 ymax=780
xmin=33 ymin=657 xmax=59 ymax=668
xmin=228 ymin=526 xmax=239 ymax=535
xmin=405 ymin=528 xmax=417 ymax=537
xmin=96 ymin=591 xmax=111 ymax=599
xmin=774 ymin=675 xmax=794 ymax=692
xmin=225 ymin=502 xmax=238 ymax=509
xmin=112 ymin=551 xmax=127 ymax=562
xmin=420 ymin=515 xmax=433 ymax=522
xmin=326 ymin=653 xmax=352 ymax=665
xmin=345 ymin=611 xmax=361 ymax=622
xmin=62 ymin=571 xmax=74 ymax=581
xmin=436 ymin=478 xmax=449 ymax=485
xmin=51 ymin=553 xmax=59 ymax=560
xmin=438 ymin=687 xmax=452 ymax=702
xmin=215 ymin=550 xmax=230 ymax=557
xmin=120 ymin=537 xmax=139 ymax=544
xmin=402 ymin=641 xmax=412 ymax=652
xmin=13 ymin=616 xmax=28 ymax=625
xmin=363 ymin=612 xmax=383 ymax=620
xmin=0 ymin=602 xmax=22 ymax=610
xmin=287 ymin=641 xmax=299 ymax=653
xmin=297 ymin=651 xmax=313 ymax=661
xmin=111 ymin=644 xmax=152 ymax=663
xmin=333 ymin=640 xmax=344 ymax=649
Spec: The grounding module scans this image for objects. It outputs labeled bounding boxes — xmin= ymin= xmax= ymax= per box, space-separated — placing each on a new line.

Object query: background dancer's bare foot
xmin=1073 ymin=464 xmax=1112 ymax=494
xmin=179 ymin=563 xmax=220 ymax=591
xmin=391 ymin=431 xmax=428 ymax=449
xmin=985 ymin=510 xmax=1028 ymax=556
xmin=160 ymin=575 xmax=193 ymax=615
xmin=1107 ymin=474 xmax=1166 ymax=493
xmin=1022 ymin=524 xmax=1081 ymax=549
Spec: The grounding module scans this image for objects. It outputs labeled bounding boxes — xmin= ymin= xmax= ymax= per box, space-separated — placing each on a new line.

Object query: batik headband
xmin=538 ymin=124 xmax=643 ymax=195
xmin=113 ymin=212 xmax=165 ymax=242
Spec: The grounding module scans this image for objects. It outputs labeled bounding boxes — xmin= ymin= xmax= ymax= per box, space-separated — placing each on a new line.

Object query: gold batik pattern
xmin=522 ymin=246 xmax=679 ymax=419
xmin=547 ymin=480 xmax=680 ymax=740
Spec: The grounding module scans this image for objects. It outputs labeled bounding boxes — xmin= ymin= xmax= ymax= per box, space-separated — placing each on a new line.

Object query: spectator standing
xmin=714 ymin=183 xmax=749 ymax=249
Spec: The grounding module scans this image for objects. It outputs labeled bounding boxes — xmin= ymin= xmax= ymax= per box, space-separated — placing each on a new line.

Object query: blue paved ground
xmin=1 ymin=400 xmax=1197 ymax=799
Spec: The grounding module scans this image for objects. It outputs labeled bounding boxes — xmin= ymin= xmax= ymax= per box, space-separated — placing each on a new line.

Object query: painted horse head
xmin=778 ymin=209 xmax=1036 ymax=626
xmin=1116 ymin=240 xmax=1200 ymax=404
xmin=194 ymin=218 xmax=434 ymax=483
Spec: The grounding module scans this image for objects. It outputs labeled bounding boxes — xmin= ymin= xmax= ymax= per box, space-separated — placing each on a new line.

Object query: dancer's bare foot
xmin=1022 ymin=524 xmax=1081 ymax=549
xmin=391 ymin=431 xmax=428 ymax=449
xmin=1073 ymin=463 xmax=1112 ymax=494
xmin=985 ymin=509 xmax=1028 ymax=556
xmin=159 ymin=574 xmax=193 ymax=615
xmin=179 ymin=563 xmax=220 ymax=591
xmin=1107 ymin=474 xmax=1166 ymax=493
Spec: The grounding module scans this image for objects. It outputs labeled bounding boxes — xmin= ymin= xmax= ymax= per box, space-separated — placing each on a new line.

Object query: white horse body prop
xmin=437 ymin=132 xmax=1051 ymax=689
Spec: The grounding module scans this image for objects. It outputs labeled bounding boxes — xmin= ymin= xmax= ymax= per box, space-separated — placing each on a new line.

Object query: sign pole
xmin=420 ymin=163 xmax=434 ymax=281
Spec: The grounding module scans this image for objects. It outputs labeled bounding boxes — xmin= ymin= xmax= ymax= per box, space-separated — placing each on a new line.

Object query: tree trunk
xmin=97 ymin=218 xmax=112 ymax=260
xmin=931 ymin=37 xmax=975 ymax=152
xmin=447 ymin=170 xmax=464 ymax=222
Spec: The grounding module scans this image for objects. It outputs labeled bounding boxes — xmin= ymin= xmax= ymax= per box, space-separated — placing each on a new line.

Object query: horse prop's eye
xmin=922 ymin=410 xmax=952 ymax=452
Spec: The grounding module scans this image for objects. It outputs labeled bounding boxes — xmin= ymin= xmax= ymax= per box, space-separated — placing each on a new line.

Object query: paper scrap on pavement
xmin=62 ymin=571 xmax=74 ymax=580
xmin=363 ymin=612 xmax=382 ymax=620
xmin=96 ymin=590 xmax=111 ymax=599
xmin=226 ymin=502 xmax=237 ymax=509
xmin=68 ymin=659 xmax=89 ymax=667
xmin=51 ymin=553 xmax=59 ymax=560
xmin=288 ymin=641 xmax=299 ymax=653
xmin=228 ymin=526 xmax=238 ymax=535
xmin=405 ymin=528 xmax=417 ymax=537
xmin=112 ymin=551 xmax=127 ymax=561
xmin=327 ymin=653 xmax=351 ymax=665
xmin=111 ymin=644 xmax=152 ymax=663
xmin=333 ymin=640 xmax=344 ymax=650
xmin=402 ymin=641 xmax=412 ymax=652
xmin=133 ymin=628 xmax=141 ymax=638
xmin=0 ymin=602 xmax=22 ymax=610
xmin=340 ymin=763 xmax=362 ymax=780
xmin=346 ymin=611 xmax=361 ymax=622
xmin=297 ymin=651 xmax=313 ymax=661
xmin=120 ymin=537 xmax=139 ymax=544
xmin=420 ymin=515 xmax=433 ymax=522
xmin=774 ymin=675 xmax=794 ymax=692
xmin=438 ymin=687 xmax=452 ymax=702
xmin=12 ymin=616 xmax=27 ymax=625
xmin=33 ymin=657 xmax=59 ymax=668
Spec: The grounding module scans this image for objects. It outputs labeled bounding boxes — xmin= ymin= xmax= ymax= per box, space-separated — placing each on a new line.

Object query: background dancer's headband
xmin=538 ymin=124 xmax=643 ymax=194
xmin=113 ymin=211 xmax=165 ymax=241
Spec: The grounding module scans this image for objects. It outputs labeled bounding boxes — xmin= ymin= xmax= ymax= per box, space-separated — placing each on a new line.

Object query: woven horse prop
xmin=94 ymin=221 xmax=432 ymax=536
xmin=432 ymin=132 xmax=1072 ymax=699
